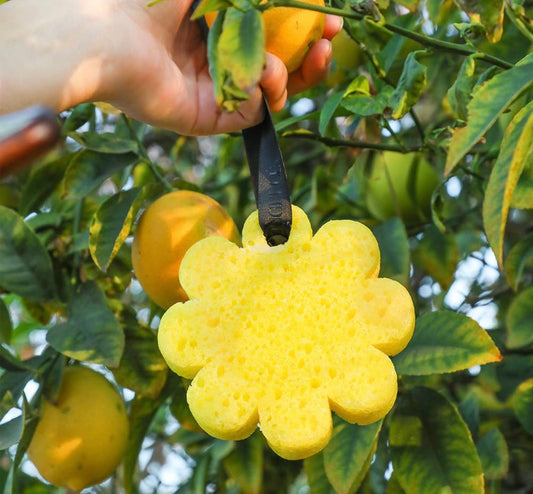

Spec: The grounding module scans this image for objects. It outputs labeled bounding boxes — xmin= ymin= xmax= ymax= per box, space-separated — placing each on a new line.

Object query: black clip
xmin=191 ymin=3 xmax=292 ymax=246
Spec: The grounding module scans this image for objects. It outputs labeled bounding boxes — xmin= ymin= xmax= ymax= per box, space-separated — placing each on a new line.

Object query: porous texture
xmin=158 ymin=205 xmax=415 ymax=460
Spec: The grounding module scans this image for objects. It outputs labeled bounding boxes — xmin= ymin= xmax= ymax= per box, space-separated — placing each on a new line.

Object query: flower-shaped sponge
xmin=158 ymin=205 xmax=415 ymax=460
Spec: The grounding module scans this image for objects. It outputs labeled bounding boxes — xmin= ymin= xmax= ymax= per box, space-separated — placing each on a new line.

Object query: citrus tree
xmin=2 ymin=0 xmax=533 ymax=493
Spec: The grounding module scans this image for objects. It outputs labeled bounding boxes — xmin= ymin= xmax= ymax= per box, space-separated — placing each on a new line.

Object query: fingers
xmin=260 ymin=53 xmax=289 ymax=112
xmin=287 ymin=38 xmax=332 ymax=96
xmin=323 ymin=14 xmax=344 ymax=41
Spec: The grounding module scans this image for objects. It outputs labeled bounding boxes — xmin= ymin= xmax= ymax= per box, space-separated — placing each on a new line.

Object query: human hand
xmin=105 ymin=0 xmax=342 ymax=135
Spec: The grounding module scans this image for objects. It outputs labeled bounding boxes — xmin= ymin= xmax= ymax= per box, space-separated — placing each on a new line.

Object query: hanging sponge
xmin=158 ymin=205 xmax=415 ymax=460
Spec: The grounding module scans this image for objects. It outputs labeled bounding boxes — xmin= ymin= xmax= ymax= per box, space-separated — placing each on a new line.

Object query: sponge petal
xmin=158 ymin=205 xmax=415 ymax=460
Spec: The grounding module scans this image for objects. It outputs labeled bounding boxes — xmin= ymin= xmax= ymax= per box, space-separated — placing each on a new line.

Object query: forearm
xmin=0 ymin=0 xmax=118 ymax=114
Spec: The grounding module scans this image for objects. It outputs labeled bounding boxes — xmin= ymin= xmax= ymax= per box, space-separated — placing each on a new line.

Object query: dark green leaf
xmin=390 ymin=387 xmax=484 ymax=494
xmin=62 ymin=103 xmax=95 ymax=133
xmin=0 ymin=345 xmax=33 ymax=372
xmin=0 ymin=298 xmax=12 ymax=344
xmin=0 ymin=206 xmax=57 ymax=301
xmin=89 ymin=187 xmax=144 ymax=272
xmin=47 ymin=281 xmax=124 ymax=367
xmin=447 ymin=54 xmax=483 ymax=121
xmin=319 ymin=91 xmax=345 ymax=136
xmin=389 ymin=50 xmax=428 ymax=120
xmin=0 ymin=411 xmax=23 ymax=450
xmin=506 ymin=286 xmax=533 ymax=349
xmin=373 ymin=218 xmax=410 ymax=286
xmin=482 ymin=99 xmax=533 ymax=265
xmin=323 ymin=417 xmax=382 ymax=494
xmin=445 ymin=62 xmax=533 ymax=175
xmin=512 ymin=378 xmax=533 ymax=435
xmin=341 ymin=85 xmax=394 ymax=117
xmin=62 ymin=150 xmax=138 ymax=199
xmin=304 ymin=452 xmax=336 ymax=494
xmin=504 ymin=233 xmax=533 ymax=290
xmin=223 ymin=432 xmax=264 ymax=494
xmin=455 ymin=0 xmax=505 ymax=42
xmin=415 ymin=226 xmax=458 ymax=289
xmin=19 ymin=154 xmax=71 ymax=216
xmin=393 ymin=310 xmax=501 ymax=375
xmin=113 ymin=325 xmax=168 ymax=399
xmin=476 ymin=427 xmax=509 ymax=479
xmin=67 ymin=131 xmax=138 ymax=153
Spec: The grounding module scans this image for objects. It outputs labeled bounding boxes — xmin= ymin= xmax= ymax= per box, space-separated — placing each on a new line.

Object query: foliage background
xmin=1 ymin=0 xmax=533 ymax=492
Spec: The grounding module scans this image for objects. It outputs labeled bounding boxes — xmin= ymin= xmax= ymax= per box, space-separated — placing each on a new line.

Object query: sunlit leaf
xmin=0 ymin=206 xmax=57 ymax=302
xmin=389 ymin=50 xmax=428 ymax=120
xmin=482 ymin=100 xmax=533 ymax=265
xmin=393 ymin=310 xmax=502 ymax=376
xmin=390 ymin=387 xmax=484 ymax=494
xmin=89 ymin=187 xmax=144 ymax=272
xmin=323 ymin=417 xmax=382 ymax=494
xmin=445 ymin=62 xmax=533 ymax=175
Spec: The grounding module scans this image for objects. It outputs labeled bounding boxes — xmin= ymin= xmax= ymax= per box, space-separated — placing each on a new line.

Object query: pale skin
xmin=0 ymin=0 xmax=342 ymax=136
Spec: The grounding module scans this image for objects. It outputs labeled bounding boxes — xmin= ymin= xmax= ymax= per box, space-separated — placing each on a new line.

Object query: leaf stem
xmin=281 ymin=131 xmax=425 ymax=153
xmin=268 ymin=0 xmax=514 ymax=70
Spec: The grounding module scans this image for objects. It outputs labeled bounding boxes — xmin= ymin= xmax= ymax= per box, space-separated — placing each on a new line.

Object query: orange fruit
xmin=131 ymin=190 xmax=240 ymax=309
xmin=27 ymin=365 xmax=129 ymax=491
xmin=205 ymin=0 xmax=326 ymax=73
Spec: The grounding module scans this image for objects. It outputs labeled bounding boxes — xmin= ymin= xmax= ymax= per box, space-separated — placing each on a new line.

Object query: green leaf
xmin=0 ymin=345 xmax=33 ymax=372
xmin=113 ymin=325 xmax=168 ymax=399
xmin=62 ymin=103 xmax=95 ymax=133
xmin=507 ymin=286 xmax=533 ymax=349
xmin=390 ymin=387 xmax=484 ymax=494
xmin=447 ymin=54 xmax=483 ymax=121
xmin=89 ymin=187 xmax=144 ymax=272
xmin=454 ymin=0 xmax=505 ymax=42
xmin=47 ymin=281 xmax=124 ymax=367
xmin=19 ymin=154 xmax=71 ymax=216
xmin=511 ymin=378 xmax=533 ymax=436
xmin=511 ymin=141 xmax=533 ymax=209
xmin=216 ymin=8 xmax=265 ymax=112
xmin=67 ymin=131 xmax=138 ymax=153
xmin=415 ymin=226 xmax=458 ymax=290
xmin=373 ymin=218 xmax=410 ymax=286
xmin=445 ymin=62 xmax=533 ymax=175
xmin=0 ymin=410 xmax=23 ymax=450
xmin=0 ymin=206 xmax=57 ymax=302
xmin=62 ymin=150 xmax=138 ymax=199
xmin=504 ymin=233 xmax=533 ymax=290
xmin=482 ymin=99 xmax=533 ymax=266
xmin=323 ymin=417 xmax=382 ymax=494
xmin=304 ymin=452 xmax=337 ymax=494
xmin=389 ymin=50 xmax=428 ymax=120
xmin=341 ymin=85 xmax=394 ymax=117
xmin=393 ymin=310 xmax=501 ymax=376
xmin=223 ymin=432 xmax=264 ymax=494
xmin=476 ymin=427 xmax=509 ymax=480
xmin=191 ymin=0 xmax=232 ymax=18
xmin=0 ymin=298 xmax=12 ymax=344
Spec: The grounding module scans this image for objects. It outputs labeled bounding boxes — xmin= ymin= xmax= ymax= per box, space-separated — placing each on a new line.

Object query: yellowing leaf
xmin=482 ymin=99 xmax=533 ymax=266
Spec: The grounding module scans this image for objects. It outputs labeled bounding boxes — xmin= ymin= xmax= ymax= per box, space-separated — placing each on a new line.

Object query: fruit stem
xmin=268 ymin=0 xmax=514 ymax=70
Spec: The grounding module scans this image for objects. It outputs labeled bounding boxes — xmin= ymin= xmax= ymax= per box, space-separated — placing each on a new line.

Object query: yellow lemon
xmin=28 ymin=365 xmax=129 ymax=491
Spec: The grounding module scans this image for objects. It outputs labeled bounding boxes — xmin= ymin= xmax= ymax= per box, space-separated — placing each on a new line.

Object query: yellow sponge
xmin=158 ymin=205 xmax=415 ymax=460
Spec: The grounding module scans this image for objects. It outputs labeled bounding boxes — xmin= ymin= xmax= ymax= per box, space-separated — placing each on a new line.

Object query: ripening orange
xmin=205 ymin=0 xmax=326 ymax=73
xmin=131 ymin=190 xmax=240 ymax=309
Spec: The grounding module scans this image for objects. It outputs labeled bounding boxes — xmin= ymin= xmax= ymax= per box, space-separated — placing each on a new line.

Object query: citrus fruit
xmin=131 ymin=190 xmax=240 ymax=309
xmin=27 ymin=365 xmax=129 ymax=491
xmin=326 ymin=29 xmax=364 ymax=87
xmin=366 ymin=151 xmax=439 ymax=225
xmin=205 ymin=0 xmax=326 ymax=73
